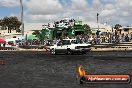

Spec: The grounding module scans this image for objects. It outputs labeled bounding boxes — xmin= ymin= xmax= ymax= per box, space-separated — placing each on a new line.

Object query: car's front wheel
xmin=67 ymin=49 xmax=72 ymax=55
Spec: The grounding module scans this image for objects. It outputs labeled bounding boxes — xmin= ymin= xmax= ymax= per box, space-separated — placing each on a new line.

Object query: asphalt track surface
xmin=0 ymin=51 xmax=132 ymax=88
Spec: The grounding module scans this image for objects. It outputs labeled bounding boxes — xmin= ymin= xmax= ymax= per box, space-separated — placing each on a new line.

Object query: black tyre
xmin=67 ymin=49 xmax=72 ymax=55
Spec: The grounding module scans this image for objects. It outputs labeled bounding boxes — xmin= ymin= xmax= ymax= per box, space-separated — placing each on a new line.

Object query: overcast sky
xmin=0 ymin=0 xmax=132 ymax=26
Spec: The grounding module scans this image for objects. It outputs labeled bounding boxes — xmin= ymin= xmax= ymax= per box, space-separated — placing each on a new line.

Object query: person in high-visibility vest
xmin=78 ymin=65 xmax=86 ymax=76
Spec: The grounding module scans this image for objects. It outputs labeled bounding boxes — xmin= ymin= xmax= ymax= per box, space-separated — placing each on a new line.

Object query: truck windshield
xmin=62 ymin=40 xmax=71 ymax=45
xmin=71 ymin=40 xmax=83 ymax=44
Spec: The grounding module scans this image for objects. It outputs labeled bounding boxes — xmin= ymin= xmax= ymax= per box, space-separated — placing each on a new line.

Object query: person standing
xmin=3 ymin=43 xmax=6 ymax=47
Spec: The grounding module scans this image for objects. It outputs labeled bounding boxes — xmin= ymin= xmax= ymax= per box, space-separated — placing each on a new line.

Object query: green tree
xmin=2 ymin=16 xmax=21 ymax=33
xmin=15 ymin=21 xmax=21 ymax=33
xmin=32 ymin=29 xmax=45 ymax=41
xmin=39 ymin=29 xmax=47 ymax=41
xmin=8 ymin=16 xmax=21 ymax=33
xmin=114 ymin=24 xmax=122 ymax=34
xmin=13 ymin=16 xmax=21 ymax=33
xmin=83 ymin=24 xmax=91 ymax=34
xmin=32 ymin=30 xmax=41 ymax=39
xmin=114 ymin=24 xmax=122 ymax=30
xmin=3 ymin=17 xmax=9 ymax=32
xmin=0 ymin=19 xmax=6 ymax=30
xmin=0 ymin=19 xmax=1 ymax=25
xmin=32 ymin=30 xmax=40 ymax=35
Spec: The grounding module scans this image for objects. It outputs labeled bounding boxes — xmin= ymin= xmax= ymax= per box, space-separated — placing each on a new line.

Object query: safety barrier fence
xmin=92 ymin=43 xmax=132 ymax=48
xmin=18 ymin=45 xmax=50 ymax=51
xmin=1 ymin=43 xmax=132 ymax=51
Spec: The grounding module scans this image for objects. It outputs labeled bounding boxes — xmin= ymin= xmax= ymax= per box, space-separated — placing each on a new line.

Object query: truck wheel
xmin=82 ymin=52 xmax=87 ymax=54
xmin=51 ymin=49 xmax=56 ymax=54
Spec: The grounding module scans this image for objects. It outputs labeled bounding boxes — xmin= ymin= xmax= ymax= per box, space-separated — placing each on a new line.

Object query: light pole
xmin=96 ymin=13 xmax=100 ymax=37
xmin=96 ymin=13 xmax=100 ymax=44
xmin=20 ymin=0 xmax=24 ymax=36
xmin=97 ymin=13 xmax=99 ymax=31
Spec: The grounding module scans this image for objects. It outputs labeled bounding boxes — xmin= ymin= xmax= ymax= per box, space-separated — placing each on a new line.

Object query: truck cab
xmin=50 ymin=39 xmax=91 ymax=54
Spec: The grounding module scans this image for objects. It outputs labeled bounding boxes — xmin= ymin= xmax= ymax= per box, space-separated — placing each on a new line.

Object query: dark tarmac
xmin=0 ymin=51 xmax=132 ymax=88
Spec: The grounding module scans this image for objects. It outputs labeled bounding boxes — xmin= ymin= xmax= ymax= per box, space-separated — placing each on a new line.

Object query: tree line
xmin=0 ymin=16 xmax=21 ymax=33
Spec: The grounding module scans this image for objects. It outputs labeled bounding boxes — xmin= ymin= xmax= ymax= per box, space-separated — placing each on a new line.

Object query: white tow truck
xmin=50 ymin=39 xmax=91 ymax=54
